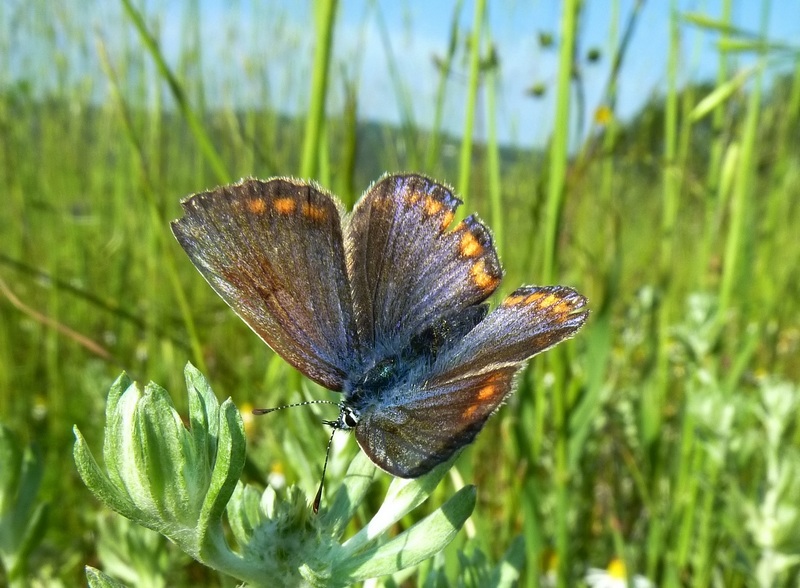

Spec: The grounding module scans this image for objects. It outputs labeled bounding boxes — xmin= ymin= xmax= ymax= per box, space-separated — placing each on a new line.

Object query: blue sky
xmin=182 ymin=0 xmax=798 ymax=146
xmin=10 ymin=0 xmax=800 ymax=147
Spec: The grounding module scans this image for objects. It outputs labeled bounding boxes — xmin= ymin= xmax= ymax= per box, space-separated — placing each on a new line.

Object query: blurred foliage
xmin=1 ymin=0 xmax=799 ymax=585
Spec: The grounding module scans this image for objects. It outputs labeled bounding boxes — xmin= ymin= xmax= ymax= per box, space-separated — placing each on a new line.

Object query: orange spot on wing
xmin=462 ymin=404 xmax=479 ymax=420
xmin=405 ymin=189 xmax=421 ymax=205
xmin=511 ymin=290 xmax=580 ymax=317
xmin=477 ymin=383 xmax=497 ymax=401
xmin=463 ymin=373 xmax=508 ymax=421
xmin=523 ymin=291 xmax=546 ymax=305
xmin=301 ymin=203 xmax=328 ymax=222
xmin=440 ymin=210 xmax=454 ymax=230
xmin=470 ymin=260 xmax=500 ymax=291
xmin=551 ymin=300 xmax=572 ymax=315
xmin=502 ymin=294 xmax=525 ymax=307
xmin=459 ymin=231 xmax=483 ymax=258
xmin=423 ymin=196 xmax=443 ymax=216
xmin=273 ymin=197 xmax=296 ymax=215
xmin=247 ymin=198 xmax=267 ymax=214
xmin=537 ymin=293 xmax=560 ymax=309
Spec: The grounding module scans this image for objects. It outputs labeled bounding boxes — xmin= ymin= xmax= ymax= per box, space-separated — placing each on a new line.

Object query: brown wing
xmin=346 ymin=173 xmax=503 ymax=358
xmin=172 ymin=178 xmax=359 ymax=390
xmin=354 ymin=285 xmax=588 ymax=477
xmin=355 ymin=367 xmax=519 ymax=478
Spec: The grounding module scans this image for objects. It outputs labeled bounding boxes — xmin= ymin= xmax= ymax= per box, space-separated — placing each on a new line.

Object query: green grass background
xmin=1 ymin=0 xmax=799 ymax=585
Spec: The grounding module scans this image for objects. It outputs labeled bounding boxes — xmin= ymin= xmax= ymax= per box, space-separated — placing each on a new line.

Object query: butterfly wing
xmin=354 ymin=285 xmax=588 ymax=477
xmin=355 ymin=366 xmax=519 ymax=477
xmin=346 ymin=174 xmax=502 ymax=358
xmin=171 ymin=178 xmax=359 ymax=391
xmin=433 ymin=285 xmax=589 ymax=380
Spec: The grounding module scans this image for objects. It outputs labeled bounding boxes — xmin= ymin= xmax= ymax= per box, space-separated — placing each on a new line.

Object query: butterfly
xmin=171 ymin=173 xmax=587 ymax=496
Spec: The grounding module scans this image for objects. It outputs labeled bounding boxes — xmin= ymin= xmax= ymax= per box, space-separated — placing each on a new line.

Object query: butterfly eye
xmin=343 ymin=407 xmax=359 ymax=428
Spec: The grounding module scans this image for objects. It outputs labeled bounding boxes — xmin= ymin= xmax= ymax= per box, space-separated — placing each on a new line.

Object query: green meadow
xmin=1 ymin=0 xmax=799 ymax=586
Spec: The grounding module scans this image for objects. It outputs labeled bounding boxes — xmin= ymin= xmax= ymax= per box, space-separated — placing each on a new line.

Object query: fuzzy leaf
xmin=337 ymin=485 xmax=476 ymax=581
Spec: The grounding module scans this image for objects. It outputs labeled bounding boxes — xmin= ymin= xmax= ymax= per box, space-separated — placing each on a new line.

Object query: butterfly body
xmin=172 ymin=174 xmax=588 ymax=479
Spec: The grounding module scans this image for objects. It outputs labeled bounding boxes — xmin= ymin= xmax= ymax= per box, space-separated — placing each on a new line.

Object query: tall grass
xmin=1 ymin=0 xmax=799 ymax=585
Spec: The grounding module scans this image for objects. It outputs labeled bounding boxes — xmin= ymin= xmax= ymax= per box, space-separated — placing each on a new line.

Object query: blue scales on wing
xmin=345 ymin=174 xmax=503 ymax=370
xmin=353 ymin=285 xmax=588 ymax=477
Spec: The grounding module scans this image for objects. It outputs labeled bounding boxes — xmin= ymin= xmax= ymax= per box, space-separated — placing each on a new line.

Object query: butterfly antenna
xmin=313 ymin=428 xmax=337 ymax=514
xmin=252 ymin=399 xmax=338 ymax=415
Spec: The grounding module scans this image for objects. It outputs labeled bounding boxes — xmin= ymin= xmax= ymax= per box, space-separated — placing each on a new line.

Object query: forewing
xmin=355 ymin=366 xmax=519 ymax=478
xmin=171 ymin=178 xmax=359 ymax=390
xmin=346 ymin=173 xmax=502 ymax=356
xmin=432 ymin=285 xmax=588 ymax=381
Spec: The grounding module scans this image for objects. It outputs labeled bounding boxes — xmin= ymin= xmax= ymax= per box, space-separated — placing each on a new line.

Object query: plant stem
xmin=548 ymin=5 xmax=580 ymax=584
xmin=301 ymin=0 xmax=339 ymax=179
xmin=456 ymin=0 xmax=486 ymax=212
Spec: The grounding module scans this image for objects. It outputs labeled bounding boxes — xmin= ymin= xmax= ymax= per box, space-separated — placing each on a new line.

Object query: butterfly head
xmin=327 ymin=404 xmax=360 ymax=431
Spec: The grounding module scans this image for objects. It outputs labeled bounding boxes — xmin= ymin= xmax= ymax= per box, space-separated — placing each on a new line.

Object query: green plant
xmin=73 ymin=364 xmax=475 ymax=587
xmin=0 ymin=424 xmax=48 ymax=587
